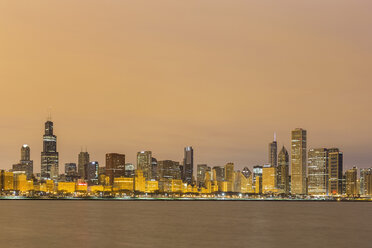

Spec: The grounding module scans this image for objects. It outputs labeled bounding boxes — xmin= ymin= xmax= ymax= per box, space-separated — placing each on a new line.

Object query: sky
xmin=0 ymin=0 xmax=371 ymax=173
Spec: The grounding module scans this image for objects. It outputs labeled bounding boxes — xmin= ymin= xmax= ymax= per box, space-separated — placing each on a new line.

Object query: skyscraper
xmin=328 ymin=148 xmax=343 ymax=195
xmin=12 ymin=144 xmax=34 ymax=179
xmin=212 ymin=166 xmax=224 ymax=182
xmin=78 ymin=151 xmax=90 ymax=179
xmin=41 ymin=120 xmax=59 ymax=180
xmin=85 ymin=161 xmax=99 ymax=185
xmin=277 ymin=146 xmax=289 ymax=194
xmin=197 ymin=164 xmax=208 ymax=187
xmin=345 ymin=166 xmax=358 ymax=196
xmin=360 ymin=168 xmax=372 ymax=196
xmin=183 ymin=146 xmax=194 ymax=184
xmin=137 ymin=151 xmax=152 ymax=180
xmin=268 ymin=133 xmax=277 ymax=167
xmin=308 ymin=148 xmax=328 ymax=195
xmin=291 ymin=128 xmax=307 ymax=195
xmin=242 ymin=167 xmax=252 ymax=179
xmin=105 ymin=153 xmax=126 ymax=185
xmin=157 ymin=160 xmax=181 ymax=180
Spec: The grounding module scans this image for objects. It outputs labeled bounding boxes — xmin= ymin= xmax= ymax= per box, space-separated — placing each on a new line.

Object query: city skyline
xmin=1 ymin=1 xmax=372 ymax=171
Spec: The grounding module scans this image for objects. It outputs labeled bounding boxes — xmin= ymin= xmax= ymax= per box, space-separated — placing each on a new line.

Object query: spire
xmin=47 ymin=107 xmax=52 ymax=121
xmin=274 ymin=132 xmax=277 ymax=142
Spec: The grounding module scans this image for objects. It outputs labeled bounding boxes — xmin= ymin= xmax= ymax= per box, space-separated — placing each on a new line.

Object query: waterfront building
xmin=86 ymin=161 xmax=99 ymax=185
xmin=328 ymin=148 xmax=343 ymax=195
xmin=41 ymin=120 xmax=59 ymax=180
xmin=224 ymin=163 xmax=235 ymax=192
xmin=183 ymin=146 xmax=194 ymax=184
xmin=212 ymin=166 xmax=224 ymax=182
xmin=197 ymin=164 xmax=208 ymax=187
xmin=277 ymin=146 xmax=289 ymax=194
xmin=360 ymin=168 xmax=372 ymax=196
xmin=308 ymin=148 xmax=328 ymax=195
xmin=345 ymin=167 xmax=358 ymax=196
xmin=137 ymin=151 xmax=152 ymax=180
xmin=134 ymin=170 xmax=146 ymax=192
xmin=125 ymin=163 xmax=135 ymax=177
xmin=268 ymin=133 xmax=277 ymax=167
xmin=78 ymin=151 xmax=90 ymax=179
xmin=291 ymin=128 xmax=307 ymax=195
xmin=253 ymin=165 xmax=263 ymax=191
xmin=113 ymin=177 xmax=134 ymax=192
xmin=157 ymin=160 xmax=181 ymax=180
xmin=262 ymin=165 xmax=277 ymax=194
xmin=151 ymin=158 xmax=158 ymax=180
xmin=13 ymin=145 xmax=34 ymax=179
xmin=242 ymin=167 xmax=252 ymax=179
xmin=57 ymin=182 xmax=76 ymax=194
xmin=105 ymin=153 xmax=126 ymax=185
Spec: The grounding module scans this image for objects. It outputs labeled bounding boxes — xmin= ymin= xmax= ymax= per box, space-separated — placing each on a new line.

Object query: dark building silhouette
xmin=12 ymin=144 xmax=33 ymax=179
xmin=268 ymin=133 xmax=277 ymax=167
xmin=41 ymin=120 xmax=59 ymax=180
xmin=78 ymin=151 xmax=90 ymax=179
xmin=105 ymin=153 xmax=125 ymax=185
xmin=277 ymin=146 xmax=289 ymax=194
xmin=183 ymin=146 xmax=193 ymax=184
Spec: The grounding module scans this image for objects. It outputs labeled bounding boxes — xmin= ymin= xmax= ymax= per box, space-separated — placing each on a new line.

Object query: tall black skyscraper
xmin=41 ymin=119 xmax=59 ymax=180
xmin=183 ymin=146 xmax=194 ymax=184
xmin=268 ymin=133 xmax=277 ymax=167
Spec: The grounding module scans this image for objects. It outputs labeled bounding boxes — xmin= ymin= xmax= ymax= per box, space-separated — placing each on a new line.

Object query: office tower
xmin=235 ymin=171 xmax=249 ymax=193
xmin=125 ymin=163 xmax=135 ymax=177
xmin=137 ymin=151 xmax=152 ymax=180
xmin=151 ymin=158 xmax=158 ymax=180
xmin=78 ymin=151 xmax=90 ymax=179
xmin=224 ymin=163 xmax=235 ymax=191
xmin=360 ymin=168 xmax=372 ymax=195
xmin=183 ymin=146 xmax=194 ymax=184
xmin=262 ymin=165 xmax=277 ymax=194
xmin=41 ymin=119 xmax=59 ymax=180
xmin=1 ymin=171 xmax=14 ymax=191
xmin=277 ymin=146 xmax=289 ymax=194
xmin=345 ymin=167 xmax=358 ymax=196
xmin=328 ymin=148 xmax=343 ymax=195
xmin=12 ymin=144 xmax=34 ymax=179
xmin=242 ymin=167 xmax=252 ymax=179
xmin=268 ymin=133 xmax=277 ymax=167
xmin=365 ymin=169 xmax=372 ymax=196
xmin=212 ymin=166 xmax=225 ymax=182
xmin=291 ymin=128 xmax=307 ymax=195
xmin=105 ymin=153 xmax=126 ymax=185
xmin=197 ymin=164 xmax=208 ymax=187
xmin=85 ymin=161 xmax=99 ymax=185
xmin=308 ymin=148 xmax=328 ymax=195
xmin=65 ymin=163 xmax=77 ymax=175
xmin=157 ymin=160 xmax=181 ymax=180
xmin=253 ymin=165 xmax=263 ymax=187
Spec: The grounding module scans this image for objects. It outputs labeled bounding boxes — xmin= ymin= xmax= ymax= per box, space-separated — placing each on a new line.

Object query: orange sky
xmin=0 ymin=0 xmax=371 ymax=173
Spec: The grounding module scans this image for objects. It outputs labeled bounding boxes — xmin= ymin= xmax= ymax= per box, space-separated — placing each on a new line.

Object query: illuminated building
xmin=360 ymin=168 xmax=372 ymax=196
xmin=253 ymin=165 xmax=263 ymax=191
xmin=277 ymin=146 xmax=289 ymax=194
xmin=235 ymin=171 xmax=249 ymax=193
xmin=262 ymin=165 xmax=277 ymax=194
xmin=291 ymin=128 xmax=307 ymax=195
xmin=212 ymin=166 xmax=224 ymax=182
xmin=137 ymin=151 xmax=152 ymax=180
xmin=145 ymin=180 xmax=159 ymax=193
xmin=41 ymin=119 xmax=59 ymax=180
xmin=268 ymin=133 xmax=277 ymax=166
xmin=86 ymin=161 xmax=99 ymax=185
xmin=57 ymin=182 xmax=76 ymax=194
xmin=328 ymin=148 xmax=343 ymax=195
xmin=65 ymin=163 xmax=77 ymax=182
xmin=105 ymin=153 xmax=126 ymax=185
xmin=255 ymin=176 xmax=262 ymax=194
xmin=14 ymin=173 xmax=28 ymax=192
xmin=89 ymin=185 xmax=104 ymax=194
xmin=12 ymin=144 xmax=33 ymax=179
xmin=78 ymin=150 xmax=90 ymax=179
xmin=113 ymin=177 xmax=134 ymax=191
xmin=157 ymin=160 xmax=181 ymax=180
xmin=1 ymin=171 xmax=14 ymax=191
xmin=308 ymin=148 xmax=328 ymax=195
xmin=345 ymin=167 xmax=358 ymax=196
xmin=183 ymin=146 xmax=194 ymax=184
xmin=125 ymin=163 xmax=135 ymax=177
xmin=76 ymin=181 xmax=88 ymax=192
xmin=224 ymin=163 xmax=235 ymax=192
xmin=197 ymin=164 xmax=209 ymax=187
xmin=46 ymin=180 xmax=55 ymax=193
xmin=134 ymin=170 xmax=146 ymax=192
xmin=242 ymin=167 xmax=251 ymax=179
xmin=151 ymin=158 xmax=158 ymax=180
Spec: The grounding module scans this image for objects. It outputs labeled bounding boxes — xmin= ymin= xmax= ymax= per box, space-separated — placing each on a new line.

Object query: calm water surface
xmin=0 ymin=201 xmax=370 ymax=248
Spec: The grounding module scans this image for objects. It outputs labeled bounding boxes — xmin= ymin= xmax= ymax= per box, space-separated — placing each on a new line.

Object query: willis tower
xmin=41 ymin=118 xmax=59 ymax=180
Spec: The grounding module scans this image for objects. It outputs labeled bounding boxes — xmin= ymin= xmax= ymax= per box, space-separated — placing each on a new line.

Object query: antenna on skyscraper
xmin=274 ymin=132 xmax=277 ymax=142
xmin=47 ymin=107 xmax=52 ymax=121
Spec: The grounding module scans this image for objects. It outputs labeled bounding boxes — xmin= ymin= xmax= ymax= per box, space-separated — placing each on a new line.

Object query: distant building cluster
xmin=1 ymin=121 xmax=372 ymax=199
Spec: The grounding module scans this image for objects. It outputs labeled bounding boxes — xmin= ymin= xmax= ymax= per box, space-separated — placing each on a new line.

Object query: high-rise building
xmin=262 ymin=165 xmax=277 ymax=194
xmin=291 ymin=128 xmax=307 ymax=195
xmin=124 ymin=163 xmax=135 ymax=177
xmin=268 ymin=133 xmax=277 ymax=167
xmin=360 ymin=168 xmax=372 ymax=196
xmin=345 ymin=166 xmax=358 ymax=196
xmin=137 ymin=151 xmax=152 ymax=180
xmin=328 ymin=148 xmax=343 ymax=195
xmin=224 ymin=163 xmax=235 ymax=192
xmin=183 ymin=146 xmax=194 ymax=184
xmin=212 ymin=166 xmax=224 ymax=182
xmin=85 ymin=161 xmax=99 ymax=185
xmin=64 ymin=163 xmax=77 ymax=182
xmin=196 ymin=164 xmax=209 ymax=187
xmin=242 ymin=167 xmax=252 ymax=179
xmin=12 ymin=144 xmax=34 ymax=179
xmin=151 ymin=157 xmax=158 ymax=180
xmin=253 ymin=165 xmax=263 ymax=191
xmin=277 ymin=146 xmax=289 ymax=194
xmin=41 ymin=120 xmax=59 ymax=180
xmin=105 ymin=153 xmax=126 ymax=185
xmin=157 ymin=160 xmax=181 ymax=180
xmin=78 ymin=151 xmax=90 ymax=179
xmin=308 ymin=148 xmax=328 ymax=195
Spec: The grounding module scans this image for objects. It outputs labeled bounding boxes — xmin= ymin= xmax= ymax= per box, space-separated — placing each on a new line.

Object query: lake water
xmin=0 ymin=201 xmax=370 ymax=248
